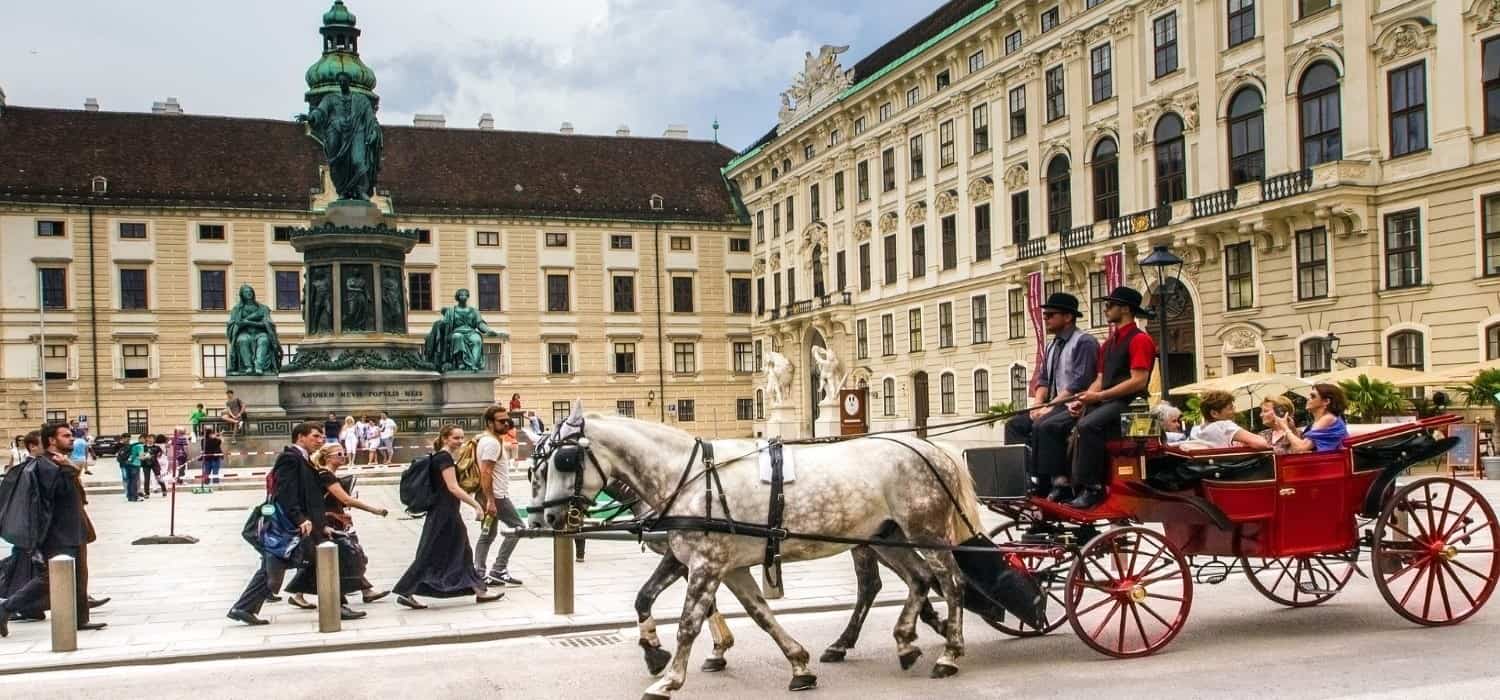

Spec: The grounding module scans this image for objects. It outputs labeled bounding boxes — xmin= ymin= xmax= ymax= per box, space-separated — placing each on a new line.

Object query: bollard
xmin=48 ymin=555 xmax=78 ymax=652
xmin=762 ymin=565 xmax=784 ymax=600
xmin=315 ymin=541 xmax=341 ymax=633
xmin=553 ymin=535 xmax=575 ymax=615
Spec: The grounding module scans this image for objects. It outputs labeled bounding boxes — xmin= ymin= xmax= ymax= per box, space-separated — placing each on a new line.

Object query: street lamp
xmin=1139 ymin=245 xmax=1184 ymax=399
xmin=1324 ymin=332 xmax=1341 ymax=372
xmin=650 ymin=194 xmax=666 ymax=422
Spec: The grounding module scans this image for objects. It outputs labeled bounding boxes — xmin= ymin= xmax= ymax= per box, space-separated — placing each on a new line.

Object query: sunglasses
xmin=1042 ymin=311 xmax=1063 ymax=319
xmin=1103 ymin=301 xmax=1121 ymax=309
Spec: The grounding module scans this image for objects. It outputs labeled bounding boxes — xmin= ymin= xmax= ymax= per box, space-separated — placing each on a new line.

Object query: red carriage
xmin=973 ymin=412 xmax=1500 ymax=658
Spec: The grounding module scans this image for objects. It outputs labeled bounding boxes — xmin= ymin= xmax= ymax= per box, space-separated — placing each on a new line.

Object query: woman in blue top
xmin=1271 ymin=383 xmax=1349 ymax=453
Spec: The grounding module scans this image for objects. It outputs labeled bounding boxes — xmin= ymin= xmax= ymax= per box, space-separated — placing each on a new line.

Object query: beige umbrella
xmin=1175 ymin=371 xmax=1312 ymax=412
xmin=1310 ymin=364 xmax=1429 ymax=387
xmin=1390 ymin=360 xmax=1500 ymax=388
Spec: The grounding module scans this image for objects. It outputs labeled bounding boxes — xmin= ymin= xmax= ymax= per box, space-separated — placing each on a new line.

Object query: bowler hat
xmin=1101 ymin=286 xmax=1153 ymax=319
xmin=1039 ymin=292 xmax=1083 ymax=318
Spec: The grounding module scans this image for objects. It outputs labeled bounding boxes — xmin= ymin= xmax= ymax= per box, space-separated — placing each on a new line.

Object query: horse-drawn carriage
xmin=967 ymin=412 xmax=1500 ymax=658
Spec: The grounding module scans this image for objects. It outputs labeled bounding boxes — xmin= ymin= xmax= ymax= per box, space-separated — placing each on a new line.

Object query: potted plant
xmin=1337 ymin=376 xmax=1406 ymax=423
xmin=1455 ymin=368 xmax=1500 ymax=428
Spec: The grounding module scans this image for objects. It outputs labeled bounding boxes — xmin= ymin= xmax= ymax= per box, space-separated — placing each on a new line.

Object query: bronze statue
xmin=343 ymin=266 xmax=371 ymax=332
xmin=380 ymin=267 xmax=406 ymax=334
xmin=423 ymin=289 xmax=499 ymax=372
xmin=299 ymin=73 xmax=382 ymax=201
xmin=226 ymin=284 xmax=282 ymax=375
xmin=306 ymin=266 xmax=334 ymax=335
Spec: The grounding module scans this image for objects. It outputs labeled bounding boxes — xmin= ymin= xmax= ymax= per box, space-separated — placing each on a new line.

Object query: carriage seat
xmin=1146 ymin=444 xmax=1276 ymax=491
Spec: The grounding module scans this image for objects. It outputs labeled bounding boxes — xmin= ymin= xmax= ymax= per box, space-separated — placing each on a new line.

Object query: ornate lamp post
xmin=1325 ymin=331 xmax=1341 ymax=371
xmin=1139 ymin=245 xmax=1184 ymax=399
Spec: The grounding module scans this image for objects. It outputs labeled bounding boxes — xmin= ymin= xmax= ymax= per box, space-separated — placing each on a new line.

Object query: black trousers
xmin=0 ymin=545 xmax=87 ymax=625
xmin=230 ymin=551 xmax=298 ymax=615
xmin=1071 ymin=399 xmax=1132 ymax=487
xmin=1006 ymin=406 xmax=1077 ymax=480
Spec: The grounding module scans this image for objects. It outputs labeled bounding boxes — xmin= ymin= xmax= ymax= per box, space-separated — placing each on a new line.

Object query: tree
xmin=1454 ymin=368 xmax=1500 ymax=427
xmin=1337 ymin=376 xmax=1406 ymax=422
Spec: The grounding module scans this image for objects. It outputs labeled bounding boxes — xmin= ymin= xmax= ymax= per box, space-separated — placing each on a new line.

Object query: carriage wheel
xmin=1240 ymin=550 xmax=1356 ymax=608
xmin=1372 ymin=477 xmax=1500 ymax=626
xmin=1065 ymin=526 xmax=1192 ymax=658
xmin=983 ymin=521 xmax=1072 ymax=637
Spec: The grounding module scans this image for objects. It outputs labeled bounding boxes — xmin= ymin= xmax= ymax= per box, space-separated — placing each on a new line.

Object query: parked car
xmin=91 ymin=435 xmax=121 ymax=458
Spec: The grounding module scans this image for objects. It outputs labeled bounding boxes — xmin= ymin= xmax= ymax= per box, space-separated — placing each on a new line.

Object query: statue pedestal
xmin=813 ymin=398 xmax=841 ymax=438
xmin=222 ymin=376 xmax=287 ymax=418
xmin=763 ymin=405 xmax=803 ymax=440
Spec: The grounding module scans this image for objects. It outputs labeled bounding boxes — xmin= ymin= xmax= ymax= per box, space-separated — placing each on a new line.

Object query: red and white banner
xmin=1103 ymin=248 xmax=1125 ymax=291
xmin=1026 ymin=268 xmax=1045 ymax=391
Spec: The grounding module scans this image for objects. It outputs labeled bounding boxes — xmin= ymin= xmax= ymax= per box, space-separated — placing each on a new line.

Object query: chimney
xmin=615 ymin=124 xmax=631 ymax=137
xmin=559 ymin=121 xmax=574 ymax=134
xmin=663 ymin=123 xmax=689 ymax=139
xmin=477 ymin=113 xmax=495 ymax=130
xmin=413 ymin=113 xmax=446 ymax=128
xmin=0 ymin=85 xmax=6 ymax=117
xmin=84 ymin=97 xmax=100 ymax=112
xmin=151 ymin=97 xmax=183 ymax=115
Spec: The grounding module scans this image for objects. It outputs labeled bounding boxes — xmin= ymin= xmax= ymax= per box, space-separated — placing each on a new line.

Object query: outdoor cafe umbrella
xmin=1391 ymin=359 xmax=1500 ymax=388
xmin=1311 ymin=364 xmax=1429 ymax=387
xmin=1175 ymin=371 xmax=1312 ymax=412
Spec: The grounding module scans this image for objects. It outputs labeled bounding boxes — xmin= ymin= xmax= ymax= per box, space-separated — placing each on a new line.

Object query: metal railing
xmin=1018 ymin=237 xmax=1048 ymax=259
xmin=772 ymin=292 xmax=852 ymax=322
xmin=1191 ymin=188 xmax=1239 ymax=218
xmin=1061 ymin=223 xmax=1095 ymax=250
xmin=1110 ymin=205 xmax=1173 ymax=239
xmin=1262 ymin=169 xmax=1313 ymax=202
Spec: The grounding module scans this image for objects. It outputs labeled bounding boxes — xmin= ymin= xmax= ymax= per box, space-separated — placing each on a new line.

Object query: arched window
xmin=940 ymin=372 xmax=956 ymax=414
xmin=771 ymin=167 xmax=779 ymax=181
xmin=1154 ymin=114 xmax=1187 ymax=205
xmin=1299 ymin=61 xmax=1342 ymax=167
xmin=1009 ymin=364 xmax=1028 ymax=407
xmin=1387 ymin=330 xmax=1425 ymax=371
xmin=973 ymin=369 xmax=991 ymax=413
xmin=1299 ymin=336 xmax=1332 ymax=377
xmin=1046 ymin=155 xmax=1071 ymax=234
xmin=782 ymin=158 xmax=792 ymax=174
xmin=1227 ymin=88 xmax=1265 ymax=185
xmin=811 ymin=243 xmax=826 ymax=298
xmin=754 ymin=389 xmax=765 ymax=420
xmin=1487 ymin=324 xmax=1500 ymax=360
xmin=882 ymin=377 xmax=896 ymax=416
xmin=1091 ymin=138 xmax=1119 ymax=222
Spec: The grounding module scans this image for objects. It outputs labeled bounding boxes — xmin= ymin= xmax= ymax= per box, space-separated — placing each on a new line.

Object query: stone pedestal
xmin=222 ymin=376 xmax=288 ymax=418
xmin=763 ymin=405 xmax=803 ymax=440
xmin=275 ymin=369 xmax=497 ymax=418
xmin=813 ymin=398 xmax=840 ymax=438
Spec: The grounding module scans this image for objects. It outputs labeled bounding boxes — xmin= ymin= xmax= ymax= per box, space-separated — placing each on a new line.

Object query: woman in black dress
xmin=394 ymin=425 xmax=503 ymax=608
xmin=285 ymin=443 xmax=390 ymax=611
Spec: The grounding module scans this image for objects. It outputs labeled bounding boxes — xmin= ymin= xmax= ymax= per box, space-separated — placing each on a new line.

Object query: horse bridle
xmin=531 ymin=416 xmax=611 ymax=530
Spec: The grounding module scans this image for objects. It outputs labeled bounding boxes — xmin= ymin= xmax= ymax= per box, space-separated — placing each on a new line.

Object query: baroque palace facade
xmin=0 ymin=4 xmax=754 ymax=439
xmin=729 ymin=0 xmax=1500 ymax=436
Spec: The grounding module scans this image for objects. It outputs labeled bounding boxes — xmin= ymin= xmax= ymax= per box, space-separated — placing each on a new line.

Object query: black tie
xmin=1046 ymin=336 xmax=1066 ymax=398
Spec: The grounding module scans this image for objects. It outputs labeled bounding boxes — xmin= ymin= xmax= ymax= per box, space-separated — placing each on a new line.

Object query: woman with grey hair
xmin=1153 ymin=402 xmax=1187 ymax=444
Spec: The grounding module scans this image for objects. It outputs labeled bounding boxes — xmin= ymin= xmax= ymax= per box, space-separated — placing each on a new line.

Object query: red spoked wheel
xmin=984 ymin=520 xmax=1073 ymax=637
xmin=1240 ymin=550 xmax=1356 ymax=608
xmin=1065 ymin=527 xmax=1192 ymax=658
xmin=1372 ymin=477 xmax=1500 ymax=626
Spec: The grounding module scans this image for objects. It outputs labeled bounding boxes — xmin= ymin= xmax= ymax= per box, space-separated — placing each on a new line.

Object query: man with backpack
xmin=116 ymin=433 xmax=139 ymax=502
xmin=473 ymin=407 xmax=523 ymax=586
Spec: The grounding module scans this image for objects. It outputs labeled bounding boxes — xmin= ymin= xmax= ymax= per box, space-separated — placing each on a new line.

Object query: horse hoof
xmin=789 ymin=674 xmax=818 ymax=692
xmin=930 ymin=663 xmax=959 ymax=679
xmin=641 ymin=644 xmax=671 ymax=676
xmin=819 ymin=648 xmax=847 ymax=663
xmin=898 ymin=649 xmax=922 ymax=670
xmin=701 ymin=657 xmax=728 ymax=673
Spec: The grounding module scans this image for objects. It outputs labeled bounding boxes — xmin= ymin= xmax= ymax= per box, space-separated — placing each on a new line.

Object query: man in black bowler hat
xmin=1063 ymin=286 xmax=1157 ymax=510
xmin=1005 ymin=292 xmax=1099 ymax=499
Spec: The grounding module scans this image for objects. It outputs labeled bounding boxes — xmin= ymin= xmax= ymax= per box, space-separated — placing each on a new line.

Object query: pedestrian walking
xmin=323 ymin=412 xmax=342 ymax=442
xmin=474 ymin=408 xmax=524 ymax=587
xmin=69 ymin=430 xmax=93 ymax=475
xmin=117 ymin=433 xmax=141 ymax=502
xmin=378 ymin=411 xmax=397 ymax=464
xmin=170 ymin=428 xmax=190 ymax=480
xmin=141 ymin=432 xmax=167 ymax=498
xmin=285 ymin=443 xmax=390 ymax=611
xmin=361 ymin=416 xmax=380 ymax=465
xmin=201 ymin=428 xmax=224 ymax=485
xmin=227 ymin=422 xmax=328 ymax=626
xmin=340 ymin=416 xmax=359 ymax=461
xmin=0 ymin=431 xmax=44 ymax=622
xmin=393 ymin=425 xmax=504 ymax=609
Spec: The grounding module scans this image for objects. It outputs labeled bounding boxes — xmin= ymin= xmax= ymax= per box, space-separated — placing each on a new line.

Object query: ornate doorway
xmin=1149 ymin=278 xmax=1198 ymax=391
xmin=912 ymin=371 xmax=930 ymax=438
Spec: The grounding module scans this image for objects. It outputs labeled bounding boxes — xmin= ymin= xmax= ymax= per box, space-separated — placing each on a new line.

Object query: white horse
xmin=763 ymin=350 xmax=793 ymax=407
xmin=539 ymin=402 xmax=983 ymax=699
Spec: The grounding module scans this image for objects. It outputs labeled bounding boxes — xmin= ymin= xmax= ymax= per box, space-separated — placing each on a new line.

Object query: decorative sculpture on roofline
xmin=423 ymin=289 xmax=501 ymax=372
xmin=226 ymin=284 xmax=283 ymax=376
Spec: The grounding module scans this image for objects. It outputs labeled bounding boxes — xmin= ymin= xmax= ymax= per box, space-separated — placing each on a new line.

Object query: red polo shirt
xmin=1097 ymin=322 xmax=1158 ymax=373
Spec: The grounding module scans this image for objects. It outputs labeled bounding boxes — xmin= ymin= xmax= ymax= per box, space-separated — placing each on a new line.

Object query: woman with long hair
xmin=1257 ymin=396 xmax=1299 ymax=454
xmin=340 ymin=416 xmax=359 ymax=460
xmin=392 ymin=425 xmax=503 ymax=609
xmin=1273 ymin=383 xmax=1348 ymax=453
xmin=285 ymin=443 xmax=389 ymax=612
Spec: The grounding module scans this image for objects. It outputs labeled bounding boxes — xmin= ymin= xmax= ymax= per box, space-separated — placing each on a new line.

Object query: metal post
xmin=553 ymin=535 xmax=575 ymax=615
xmin=1156 ymin=270 xmax=1171 ymax=401
xmin=316 ymin=541 xmax=341 ymax=633
xmin=48 ymin=555 xmax=77 ymax=652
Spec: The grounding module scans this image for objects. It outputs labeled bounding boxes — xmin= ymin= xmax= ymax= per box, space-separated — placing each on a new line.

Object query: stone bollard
xmin=316 ymin=541 xmax=341 ymax=633
xmin=553 ymin=535 xmax=575 ymax=615
xmin=48 ymin=555 xmax=78 ymax=652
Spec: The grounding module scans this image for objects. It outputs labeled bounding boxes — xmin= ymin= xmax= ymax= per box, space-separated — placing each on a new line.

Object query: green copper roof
xmin=306 ymin=1 xmax=377 ymax=104
xmin=323 ymin=1 xmax=356 ymax=27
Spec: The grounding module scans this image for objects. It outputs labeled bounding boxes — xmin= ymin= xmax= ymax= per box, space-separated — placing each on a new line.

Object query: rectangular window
xmin=1389 ymin=62 xmax=1428 ymax=157
xmin=120 ymin=222 xmax=147 ymax=239
xmin=617 ymin=400 xmax=636 ymax=418
xmin=1011 ymin=191 xmax=1030 ymax=243
xmin=908 ymin=309 xmax=924 ymax=352
xmin=857 ymin=161 xmax=870 ymax=201
xmin=909 ymin=134 xmax=925 ymax=180
xmin=974 ymin=204 xmax=992 ymax=262
xmin=1485 ymin=195 xmax=1500 ymax=277
xmin=1010 ymin=366 xmax=1029 ymax=407
xmin=415 ymin=228 xmax=431 ymax=244
xmin=1009 ymin=86 xmax=1027 ymax=139
xmin=119 ymin=268 xmax=147 ymax=310
xmin=773 ymin=271 xmax=782 ymax=308
xmin=856 ymin=319 xmax=869 ymax=359
xmin=1385 ymin=209 xmax=1423 ymax=289
xmin=1089 ymin=271 xmax=1108 ymax=326
xmin=854 ymin=116 xmax=866 ymax=135
xmin=1228 ymin=0 xmax=1255 ymax=48
xmin=545 ymin=232 xmax=568 ymax=247
xmin=1005 ymin=31 xmax=1023 ymax=55
xmin=939 ymin=302 xmax=954 ymax=348
xmin=729 ymin=238 xmax=750 ymax=252
xmin=476 ymin=230 xmax=500 ymax=247
xmin=197 ymin=224 xmax=225 ymax=241
xmin=883 ymin=234 xmax=898 ymax=284
xmin=755 ymin=340 xmax=763 ymax=372
xmin=1486 ymin=37 xmax=1500 ymax=135
xmin=881 ymin=314 xmax=895 ymax=356
xmin=971 ymin=296 xmax=989 ymax=343
xmin=200 ymin=344 xmax=227 ymax=378
xmin=37 ymin=220 xmax=65 ymax=237
xmin=38 ymin=268 xmax=66 ymax=310
xmin=940 ymin=373 xmax=956 ymax=414
xmin=198 ymin=269 xmax=224 ymax=311
xmin=772 ymin=203 xmax=781 ymax=237
xmin=939 ymin=120 xmax=955 ymax=168
xmin=670 ymin=236 xmax=692 ymax=251
xmin=733 ymin=341 xmax=754 ymax=373
xmin=546 ymin=274 xmax=570 ymax=312
xmin=936 ymin=70 xmax=951 ymax=91
xmin=732 ymin=278 xmax=752 ymax=314
xmin=810 ymin=183 xmax=821 ymax=222
xmin=1045 ymin=65 xmax=1065 ymax=122
xmin=1296 ymin=227 xmax=1330 ymax=299
xmin=907 ymin=86 xmax=921 ymax=107
xmin=787 ymin=267 xmax=797 ymax=302
xmin=553 ymin=401 xmax=571 ymax=427
xmin=880 ymin=102 xmax=893 ymax=122
xmin=884 ymin=381 xmax=897 ymax=416
xmin=408 ymin=272 xmax=432 ymax=311
xmin=672 ymin=277 xmax=694 ymax=313
xmin=274 ymin=270 xmax=300 ymax=310
xmin=969 ymin=50 xmax=985 ymax=74
xmin=836 ymin=250 xmax=847 ymax=291
xmin=804 ymin=143 xmax=816 ymax=161
xmin=673 ymin=342 xmax=696 ymax=374
xmin=736 ymin=398 xmax=754 ymax=421
xmin=676 ymin=400 xmax=695 ymax=422
xmin=126 ymin=410 xmax=149 ymax=436
xmin=122 ymin=343 xmax=150 ymax=379
xmin=483 ymin=343 xmax=502 ymax=374
xmin=859 ymin=242 xmax=872 ymax=291
xmin=613 ymin=342 xmax=637 ymax=374
xmin=974 ymin=369 xmax=991 ymax=412
xmin=756 ymin=211 xmax=766 ymax=242
xmin=548 ymin=343 xmax=572 ymax=375
xmin=1225 ymin=242 xmax=1254 ymax=310
xmin=940 ymin=215 xmax=957 ymax=270
xmin=785 ymin=196 xmax=795 ymax=232
xmin=1300 ymin=0 xmax=1331 ymax=19
xmin=611 ymin=234 xmax=634 ymax=250
xmin=476 ymin=273 xmax=502 ymax=311
xmin=1153 ymin=12 xmax=1179 ymax=78
xmin=882 ymin=148 xmax=896 ymax=191
xmin=756 ymin=277 xmax=766 ymax=314
xmin=1041 ymin=6 xmax=1059 ymax=32
xmin=1008 ymin=288 xmax=1026 ymax=339
xmin=972 ymin=103 xmax=990 ymax=153
xmin=41 ymin=344 xmax=68 ymax=380
xmin=273 ymin=226 xmax=295 ymax=242
xmin=833 ymin=172 xmax=845 ymax=212
xmin=1090 ymin=44 xmax=1113 ymax=103
xmin=911 ymin=226 xmax=927 ymax=279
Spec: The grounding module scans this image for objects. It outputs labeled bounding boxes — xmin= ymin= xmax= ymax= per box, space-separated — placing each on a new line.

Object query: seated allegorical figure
xmin=1179 ymin=390 xmax=1271 ymax=451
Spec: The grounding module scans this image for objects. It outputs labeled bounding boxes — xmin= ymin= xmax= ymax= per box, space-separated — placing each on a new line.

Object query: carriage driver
xmin=1061 ymin=286 xmax=1158 ymax=510
xmin=1004 ymin=293 xmax=1099 ymax=499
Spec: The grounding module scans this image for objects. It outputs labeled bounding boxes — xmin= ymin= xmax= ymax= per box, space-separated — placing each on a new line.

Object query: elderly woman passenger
xmin=1272 ymin=383 xmax=1348 ymax=453
xmin=1152 ymin=402 xmax=1187 ymax=444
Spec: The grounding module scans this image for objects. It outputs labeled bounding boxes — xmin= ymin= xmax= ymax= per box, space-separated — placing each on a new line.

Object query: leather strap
xmin=764 ymin=440 xmax=787 ymax=588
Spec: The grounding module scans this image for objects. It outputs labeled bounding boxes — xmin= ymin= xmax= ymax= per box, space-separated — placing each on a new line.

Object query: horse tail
xmin=930 ymin=440 xmax=984 ymax=543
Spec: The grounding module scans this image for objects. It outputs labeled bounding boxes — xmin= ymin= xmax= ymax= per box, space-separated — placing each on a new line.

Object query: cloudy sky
xmin=0 ymin=0 xmax=944 ymax=151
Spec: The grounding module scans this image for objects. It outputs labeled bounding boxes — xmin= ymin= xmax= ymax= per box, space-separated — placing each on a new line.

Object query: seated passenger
xmin=1180 ymin=390 xmax=1271 ymax=450
xmin=1257 ymin=396 xmax=1298 ymax=454
xmin=1274 ymin=383 xmax=1348 ymax=453
xmin=1152 ymin=402 xmax=1187 ymax=444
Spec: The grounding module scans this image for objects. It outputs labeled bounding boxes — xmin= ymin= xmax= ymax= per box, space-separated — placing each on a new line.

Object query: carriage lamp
xmin=576 ymin=437 xmax=591 ymax=449
xmin=1139 ymin=245 xmax=1184 ymax=398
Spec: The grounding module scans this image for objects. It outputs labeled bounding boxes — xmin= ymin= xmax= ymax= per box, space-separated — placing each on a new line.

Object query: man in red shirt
xmin=1064 ymin=287 xmax=1157 ymax=509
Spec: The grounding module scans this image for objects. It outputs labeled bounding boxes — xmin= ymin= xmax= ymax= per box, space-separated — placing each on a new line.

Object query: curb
xmin=0 ymin=598 xmax=906 ymax=676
